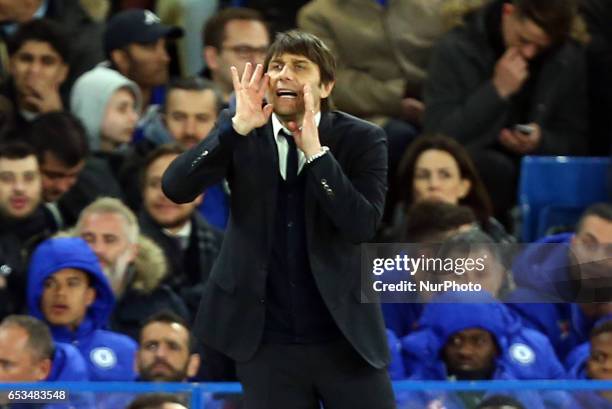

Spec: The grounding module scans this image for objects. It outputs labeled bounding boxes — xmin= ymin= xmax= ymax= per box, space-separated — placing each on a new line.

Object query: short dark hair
xmin=1 ymin=315 xmax=54 ymax=362
xmin=576 ymin=203 xmax=612 ymax=233
xmin=398 ymin=135 xmax=493 ymax=229
xmin=26 ymin=112 xmax=89 ymax=167
xmin=203 ymin=7 xmax=267 ymax=49
xmin=7 ymin=19 xmax=70 ymax=63
xmin=264 ymin=30 xmax=336 ymax=86
xmin=512 ymin=0 xmax=578 ymax=45
xmin=139 ymin=310 xmax=194 ymax=353
xmin=126 ymin=393 xmax=187 ymax=409
xmin=164 ymin=77 xmax=224 ymax=114
xmin=404 ymin=201 xmax=476 ymax=242
xmin=590 ymin=320 xmax=612 ymax=340
xmin=140 ymin=143 xmax=185 ymax=191
xmin=477 ymin=394 xmax=525 ymax=409
xmin=0 ymin=141 xmax=37 ymax=161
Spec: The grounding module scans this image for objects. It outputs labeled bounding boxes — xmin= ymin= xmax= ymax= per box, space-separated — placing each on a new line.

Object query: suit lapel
xmin=262 ymin=120 xmax=279 ymax=250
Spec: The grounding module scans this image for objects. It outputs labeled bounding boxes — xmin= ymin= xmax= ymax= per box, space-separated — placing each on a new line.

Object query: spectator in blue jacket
xmin=0 ymin=314 xmax=93 ymax=408
xmin=399 ymin=292 xmax=569 ymax=409
xmin=568 ymin=320 xmax=612 ymax=408
xmin=27 ymin=236 xmax=137 ymax=381
xmin=507 ymin=203 xmax=612 ymax=359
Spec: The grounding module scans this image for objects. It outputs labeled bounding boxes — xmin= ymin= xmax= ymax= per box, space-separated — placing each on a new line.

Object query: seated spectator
xmin=1 ymin=19 xmax=68 ymax=130
xmin=0 ymin=0 xmax=104 ymax=89
xmin=136 ymin=311 xmax=200 ymax=382
xmin=424 ymin=0 xmax=588 ymax=220
xmin=0 ymin=315 xmax=94 ymax=408
xmin=568 ymin=320 xmax=612 ymax=408
xmin=507 ymin=203 xmax=612 ymax=359
xmin=0 ymin=142 xmax=57 ymax=319
xmin=70 ymin=65 xmax=141 ymax=176
xmin=397 ymin=135 xmax=514 ymax=242
xmin=26 ymin=236 xmax=137 ymax=381
xmin=104 ymin=9 xmax=183 ymax=114
xmin=121 ymin=77 xmax=229 ymax=229
xmin=400 ymin=292 xmax=568 ymax=408
xmin=74 ymin=197 xmax=190 ymax=339
xmin=24 ymin=112 xmax=123 ymax=227
xmin=126 ymin=394 xmax=188 ymax=409
xmin=201 ymin=8 xmax=270 ymax=105
xmin=139 ymin=144 xmax=223 ymax=316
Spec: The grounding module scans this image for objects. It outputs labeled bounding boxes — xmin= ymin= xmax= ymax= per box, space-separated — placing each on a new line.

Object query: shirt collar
xmin=272 ymin=111 xmax=322 ymax=141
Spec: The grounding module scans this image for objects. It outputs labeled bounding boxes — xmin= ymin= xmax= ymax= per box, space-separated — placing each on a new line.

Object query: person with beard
xmin=0 ymin=141 xmax=57 ymax=320
xmin=139 ymin=143 xmax=223 ymax=317
xmin=399 ymin=292 xmax=567 ymax=409
xmin=507 ymin=203 xmax=612 ymax=360
xmin=74 ymin=197 xmax=190 ymax=340
xmin=136 ymin=311 xmax=200 ymax=382
xmin=423 ymin=0 xmax=588 ymax=223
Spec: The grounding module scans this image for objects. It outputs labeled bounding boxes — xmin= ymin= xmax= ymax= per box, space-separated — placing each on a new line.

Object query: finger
xmin=303 ymin=84 xmax=315 ymax=116
xmin=249 ymin=64 xmax=263 ymax=88
xmin=241 ymin=63 xmax=253 ymax=88
xmin=504 ymin=47 xmax=520 ymax=61
xmin=230 ymin=66 xmax=241 ymax=91
xmin=257 ymin=73 xmax=270 ymax=99
xmin=262 ymin=103 xmax=273 ymax=122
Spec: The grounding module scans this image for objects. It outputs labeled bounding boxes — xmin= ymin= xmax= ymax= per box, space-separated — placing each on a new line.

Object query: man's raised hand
xmin=231 ymin=63 xmax=273 ymax=135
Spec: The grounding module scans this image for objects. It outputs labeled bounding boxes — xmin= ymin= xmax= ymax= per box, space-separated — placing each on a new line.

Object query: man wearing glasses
xmin=202 ymin=8 xmax=270 ymax=105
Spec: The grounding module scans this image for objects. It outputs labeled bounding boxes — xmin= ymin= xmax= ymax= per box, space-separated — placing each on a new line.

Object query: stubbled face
xmin=501 ymin=4 xmax=552 ymax=60
xmin=0 ymin=325 xmax=50 ymax=382
xmin=143 ymin=154 xmax=201 ymax=230
xmin=413 ymin=149 xmax=471 ymax=205
xmin=118 ymin=39 xmax=170 ymax=88
xmin=443 ymin=328 xmax=498 ymax=380
xmin=137 ymin=322 xmax=196 ymax=382
xmin=78 ymin=212 xmax=137 ymax=293
xmin=9 ymin=40 xmax=68 ymax=111
xmin=39 ymin=152 xmax=84 ymax=203
xmin=164 ymin=89 xmax=218 ymax=148
xmin=266 ymin=53 xmax=334 ymax=123
xmin=0 ymin=155 xmax=41 ymax=219
xmin=206 ymin=19 xmax=269 ymax=98
xmin=41 ymin=268 xmax=95 ymax=330
xmin=101 ymin=88 xmax=138 ymax=148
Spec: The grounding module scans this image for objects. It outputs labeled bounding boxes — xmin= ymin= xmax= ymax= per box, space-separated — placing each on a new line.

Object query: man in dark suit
xmin=162 ymin=30 xmax=394 ymax=408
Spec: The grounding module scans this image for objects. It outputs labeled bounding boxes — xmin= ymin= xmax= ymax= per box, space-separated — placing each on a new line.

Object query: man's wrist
xmin=306 ymin=146 xmax=329 ymax=164
xmin=231 ymin=116 xmax=252 ymax=135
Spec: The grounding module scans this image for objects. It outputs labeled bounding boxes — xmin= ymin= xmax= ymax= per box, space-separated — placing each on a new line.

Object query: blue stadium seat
xmin=518 ymin=156 xmax=611 ymax=242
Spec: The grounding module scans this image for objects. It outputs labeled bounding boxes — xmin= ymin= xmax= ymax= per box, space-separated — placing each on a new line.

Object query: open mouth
xmin=276 ymin=89 xmax=298 ymax=98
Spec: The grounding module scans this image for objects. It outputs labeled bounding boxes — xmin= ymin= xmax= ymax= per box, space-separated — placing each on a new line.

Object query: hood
xmin=27 ymin=237 xmax=115 ymax=331
xmin=131 ymin=234 xmax=168 ymax=293
xmin=511 ymin=233 xmax=573 ymax=297
xmin=142 ymin=104 xmax=174 ymax=145
xmin=47 ymin=342 xmax=90 ymax=381
xmin=70 ymin=66 xmax=142 ymax=151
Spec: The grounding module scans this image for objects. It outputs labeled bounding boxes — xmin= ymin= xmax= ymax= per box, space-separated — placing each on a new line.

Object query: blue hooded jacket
xmin=27 ymin=237 xmax=137 ymax=381
xmin=47 ymin=342 xmax=89 ymax=381
xmin=567 ymin=342 xmax=612 ymax=409
xmin=506 ymin=233 xmax=600 ymax=359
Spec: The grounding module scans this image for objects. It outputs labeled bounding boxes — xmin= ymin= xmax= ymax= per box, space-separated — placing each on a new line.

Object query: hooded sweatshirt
xmin=27 ymin=237 xmax=137 ymax=381
xmin=568 ymin=340 xmax=612 ymax=408
xmin=70 ymin=66 xmax=142 ymax=151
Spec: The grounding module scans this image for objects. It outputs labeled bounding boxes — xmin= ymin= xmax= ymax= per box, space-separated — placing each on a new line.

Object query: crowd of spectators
xmin=0 ymin=0 xmax=610 ymax=408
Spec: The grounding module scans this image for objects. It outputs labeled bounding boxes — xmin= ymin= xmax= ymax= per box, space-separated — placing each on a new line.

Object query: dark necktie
xmin=282 ymin=130 xmax=298 ymax=184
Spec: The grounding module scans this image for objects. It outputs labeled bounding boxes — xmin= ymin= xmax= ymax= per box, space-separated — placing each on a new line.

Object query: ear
xmin=203 ymin=46 xmax=219 ymax=71
xmin=458 ymin=178 xmax=472 ymax=200
xmin=319 ymin=80 xmax=335 ymax=99
xmin=35 ymin=358 xmax=52 ymax=381
xmin=186 ymin=353 xmax=201 ymax=378
xmin=111 ymin=49 xmax=130 ymax=75
xmin=194 ymin=193 xmax=204 ymax=206
xmin=57 ymin=62 xmax=69 ymax=85
xmin=85 ymin=286 xmax=96 ymax=308
xmin=502 ymin=3 xmax=515 ymax=16
xmin=127 ymin=242 xmax=138 ymax=264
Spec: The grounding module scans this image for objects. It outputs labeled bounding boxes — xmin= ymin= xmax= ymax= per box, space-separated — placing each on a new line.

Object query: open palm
xmin=231 ymin=63 xmax=273 ymax=134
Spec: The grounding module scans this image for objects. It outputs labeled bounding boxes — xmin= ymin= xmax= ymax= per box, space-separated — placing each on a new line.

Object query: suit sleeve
xmin=162 ymin=110 xmax=239 ymax=204
xmin=306 ymin=124 xmax=387 ymax=243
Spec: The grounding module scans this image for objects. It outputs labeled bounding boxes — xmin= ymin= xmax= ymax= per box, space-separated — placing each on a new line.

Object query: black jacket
xmin=424 ymin=1 xmax=589 ymax=155
xmin=162 ymin=109 xmax=390 ymax=368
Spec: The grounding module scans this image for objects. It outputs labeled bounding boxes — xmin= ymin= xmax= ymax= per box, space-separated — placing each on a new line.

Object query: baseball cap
xmin=104 ymin=9 xmax=184 ymax=56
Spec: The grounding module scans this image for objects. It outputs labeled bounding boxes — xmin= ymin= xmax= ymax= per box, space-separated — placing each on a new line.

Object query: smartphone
xmin=514 ymin=124 xmax=534 ymax=135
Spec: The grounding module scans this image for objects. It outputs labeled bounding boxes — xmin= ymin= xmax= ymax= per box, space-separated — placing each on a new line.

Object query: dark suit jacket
xmin=162 ymin=109 xmax=390 ymax=368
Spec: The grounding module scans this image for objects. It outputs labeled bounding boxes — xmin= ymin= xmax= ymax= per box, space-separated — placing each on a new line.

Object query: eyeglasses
xmin=222 ymin=45 xmax=268 ymax=59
